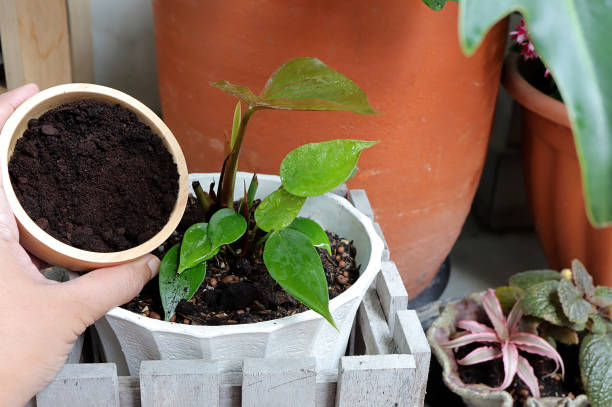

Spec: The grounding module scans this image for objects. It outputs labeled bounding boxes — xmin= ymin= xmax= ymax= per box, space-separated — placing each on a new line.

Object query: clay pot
xmin=0 ymin=83 xmax=189 ymax=271
xmin=152 ymin=0 xmax=508 ymax=296
xmin=503 ymin=55 xmax=612 ymax=286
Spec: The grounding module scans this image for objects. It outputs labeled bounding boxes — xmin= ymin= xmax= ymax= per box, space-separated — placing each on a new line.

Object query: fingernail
xmin=146 ymin=255 xmax=161 ymax=278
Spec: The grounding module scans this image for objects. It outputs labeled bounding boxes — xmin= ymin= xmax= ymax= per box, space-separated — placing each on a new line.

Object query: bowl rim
xmin=0 ymin=83 xmax=189 ymax=264
xmin=106 ymin=172 xmax=385 ymax=336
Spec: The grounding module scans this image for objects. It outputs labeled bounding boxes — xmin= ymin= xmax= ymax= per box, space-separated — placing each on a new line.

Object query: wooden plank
xmin=373 ymin=222 xmax=390 ymax=261
xmin=335 ymin=355 xmax=416 ymax=407
xmin=357 ymin=288 xmax=393 ymax=355
xmin=0 ymin=0 xmax=72 ymax=89
xmin=140 ymin=360 xmax=220 ymax=407
xmin=66 ymin=0 xmax=94 ymax=82
xmin=393 ymin=310 xmax=431 ymax=407
xmin=348 ymin=189 xmax=374 ymax=220
xmin=376 ymin=261 xmax=408 ymax=334
xmin=242 ymin=357 xmax=316 ymax=407
xmin=37 ymin=363 xmax=119 ymax=407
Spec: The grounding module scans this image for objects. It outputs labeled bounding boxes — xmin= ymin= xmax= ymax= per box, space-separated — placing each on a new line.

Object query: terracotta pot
xmin=152 ymin=0 xmax=507 ymax=296
xmin=503 ymin=55 xmax=612 ymax=286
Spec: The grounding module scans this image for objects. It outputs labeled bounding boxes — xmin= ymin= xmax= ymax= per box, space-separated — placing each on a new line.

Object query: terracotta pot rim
xmin=502 ymin=54 xmax=570 ymax=129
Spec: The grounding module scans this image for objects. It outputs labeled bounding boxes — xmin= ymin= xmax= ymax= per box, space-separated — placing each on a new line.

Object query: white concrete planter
xmin=98 ymin=172 xmax=384 ymax=375
xmin=427 ymin=294 xmax=589 ymax=407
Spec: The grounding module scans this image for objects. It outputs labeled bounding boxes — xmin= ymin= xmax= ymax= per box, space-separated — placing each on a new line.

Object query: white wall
xmin=90 ymin=0 xmax=160 ymax=113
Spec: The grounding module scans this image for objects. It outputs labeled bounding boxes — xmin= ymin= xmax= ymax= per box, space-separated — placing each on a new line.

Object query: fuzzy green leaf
xmin=509 ymin=270 xmax=561 ymax=291
xmin=208 ymin=208 xmax=247 ymax=249
xmin=495 ymin=286 xmax=525 ymax=314
xmin=539 ymin=323 xmax=580 ymax=345
xmin=521 ymin=281 xmax=585 ymax=331
xmin=589 ymin=315 xmax=612 ymax=335
xmin=263 ymin=229 xmax=335 ymax=328
xmin=287 ymin=217 xmax=331 ymax=255
xmin=593 ymin=286 xmax=612 ymax=308
xmin=281 ymin=140 xmax=378 ymax=197
xmin=572 ymin=259 xmax=595 ymax=298
xmin=259 ymin=57 xmax=377 ymax=114
xmin=458 ymin=0 xmax=612 ymax=226
xmin=231 ymin=101 xmax=241 ymax=149
xmin=558 ymin=278 xmax=592 ymax=325
xmin=580 ymin=333 xmax=612 ymax=407
xmin=254 ymin=188 xmax=306 ymax=232
xmin=160 ymin=244 xmax=207 ymax=321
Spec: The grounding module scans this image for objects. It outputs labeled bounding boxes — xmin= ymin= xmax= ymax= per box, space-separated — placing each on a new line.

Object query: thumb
xmin=60 ymin=254 xmax=160 ymax=323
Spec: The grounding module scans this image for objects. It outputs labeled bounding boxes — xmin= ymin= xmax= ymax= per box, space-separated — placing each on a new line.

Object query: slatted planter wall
xmin=34 ymin=189 xmax=431 ymax=407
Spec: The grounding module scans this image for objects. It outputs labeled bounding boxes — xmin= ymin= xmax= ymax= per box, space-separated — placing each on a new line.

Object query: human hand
xmin=0 ymin=85 xmax=161 ymax=407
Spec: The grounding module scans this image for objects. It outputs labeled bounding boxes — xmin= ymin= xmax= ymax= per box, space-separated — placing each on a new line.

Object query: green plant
xmin=423 ymin=0 xmax=612 ymax=228
xmin=159 ymin=57 xmax=377 ymax=327
xmin=498 ymin=261 xmax=612 ymax=406
xmin=440 ymin=289 xmax=564 ymax=398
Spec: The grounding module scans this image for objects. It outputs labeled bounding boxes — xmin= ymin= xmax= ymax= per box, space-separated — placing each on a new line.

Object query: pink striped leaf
xmin=496 ymin=343 xmax=518 ymax=390
xmin=457 ymin=346 xmax=502 ymax=365
xmin=482 ymin=289 xmax=509 ymax=340
xmin=440 ymin=332 xmax=499 ymax=348
xmin=457 ymin=320 xmax=496 ymax=334
xmin=517 ymin=354 xmax=541 ymax=399
xmin=511 ymin=333 xmax=565 ymax=377
xmin=506 ymin=300 xmax=524 ymax=335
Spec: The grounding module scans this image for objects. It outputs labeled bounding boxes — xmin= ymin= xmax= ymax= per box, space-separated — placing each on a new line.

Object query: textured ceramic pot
xmin=152 ymin=0 xmax=508 ymax=297
xmin=99 ymin=172 xmax=384 ymax=375
xmin=427 ymin=294 xmax=589 ymax=407
xmin=0 ymin=83 xmax=189 ymax=271
xmin=503 ymin=55 xmax=612 ymax=286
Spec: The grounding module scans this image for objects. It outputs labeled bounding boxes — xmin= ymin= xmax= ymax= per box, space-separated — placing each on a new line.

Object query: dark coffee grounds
xmin=8 ymin=99 xmax=179 ymax=252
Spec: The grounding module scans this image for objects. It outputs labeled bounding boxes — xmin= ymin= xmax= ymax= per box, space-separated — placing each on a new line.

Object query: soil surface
xmin=122 ymin=196 xmax=360 ymax=325
xmin=9 ymin=99 xmax=179 ymax=252
xmin=456 ymin=342 xmax=583 ymax=406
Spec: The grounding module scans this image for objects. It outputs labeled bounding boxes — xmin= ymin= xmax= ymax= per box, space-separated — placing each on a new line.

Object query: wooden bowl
xmin=0 ymin=83 xmax=189 ymax=271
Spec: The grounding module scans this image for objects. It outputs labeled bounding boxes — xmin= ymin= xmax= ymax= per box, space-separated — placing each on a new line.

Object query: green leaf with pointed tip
xmin=593 ymin=286 xmax=612 ymax=308
xmin=247 ymin=174 xmax=258 ymax=207
xmin=457 ymin=0 xmax=612 ymax=226
xmin=254 ymin=188 xmax=306 ymax=232
xmin=259 ymin=57 xmax=377 ymax=114
xmin=263 ymin=229 xmax=336 ymax=328
xmin=509 ymin=269 xmax=561 ymax=291
xmin=495 ymin=286 xmax=525 ymax=314
xmin=210 ymin=80 xmax=258 ymax=106
xmin=231 ymin=101 xmax=241 ymax=149
xmin=208 ymin=208 xmax=247 ymax=249
xmin=580 ymin=333 xmax=612 ymax=407
xmin=422 ymin=0 xmax=456 ymax=11
xmin=558 ymin=278 xmax=592 ymax=325
xmin=572 ymin=259 xmax=595 ymax=298
xmin=521 ymin=280 xmax=585 ymax=331
xmin=159 ymin=244 xmax=207 ymax=321
xmin=288 ymin=217 xmax=331 ymax=255
xmin=178 ymin=223 xmax=218 ymax=274
xmin=589 ymin=315 xmax=612 ymax=335
xmin=281 ymin=140 xmax=378 ymax=197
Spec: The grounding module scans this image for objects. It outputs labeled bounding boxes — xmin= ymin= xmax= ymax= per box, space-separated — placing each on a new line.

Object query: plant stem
xmin=193 ymin=181 xmax=214 ymax=216
xmin=255 ymin=230 xmax=271 ymax=248
xmin=220 ymin=106 xmax=256 ymax=208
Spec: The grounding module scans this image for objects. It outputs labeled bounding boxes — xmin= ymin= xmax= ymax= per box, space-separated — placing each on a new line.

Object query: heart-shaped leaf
xmin=159 ymin=244 xmax=207 ymax=321
xmin=580 ymin=333 xmax=612 ymax=407
xmin=263 ymin=229 xmax=336 ymax=327
xmin=178 ymin=223 xmax=215 ymax=274
xmin=521 ymin=280 xmax=585 ymax=331
xmin=208 ymin=208 xmax=247 ymax=249
xmin=572 ymin=259 xmax=595 ymax=298
xmin=558 ymin=278 xmax=592 ymax=325
xmin=287 ymin=217 xmax=331 ymax=255
xmin=254 ymin=188 xmax=306 ymax=232
xmin=281 ymin=140 xmax=378 ymax=197
xmin=509 ymin=269 xmax=561 ymax=290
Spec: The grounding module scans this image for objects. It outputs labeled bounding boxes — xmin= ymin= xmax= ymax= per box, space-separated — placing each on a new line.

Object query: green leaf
xmin=572 ymin=259 xmax=595 ymax=298
xmin=254 ymin=188 xmax=306 ymax=232
xmin=558 ymin=278 xmax=592 ymax=325
xmin=457 ymin=0 xmax=612 ymax=226
xmin=422 ymin=0 xmax=456 ymax=11
xmin=210 ymin=81 xmax=257 ymax=106
xmin=509 ymin=269 xmax=561 ymax=290
xmin=589 ymin=314 xmax=612 ymax=335
xmin=208 ymin=208 xmax=247 ymax=249
xmin=280 ymin=140 xmax=378 ymax=197
xmin=580 ymin=333 xmax=612 ymax=407
xmin=495 ymin=286 xmax=525 ymax=314
xmin=287 ymin=217 xmax=331 ymax=255
xmin=178 ymin=223 xmax=216 ymax=274
xmin=231 ymin=101 xmax=241 ymax=149
xmin=593 ymin=286 xmax=612 ymax=308
xmin=259 ymin=57 xmax=377 ymax=114
xmin=247 ymin=174 xmax=258 ymax=207
xmin=521 ymin=280 xmax=585 ymax=331
xmin=263 ymin=229 xmax=336 ymax=328
xmin=539 ymin=323 xmax=580 ymax=345
xmin=159 ymin=244 xmax=207 ymax=321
